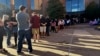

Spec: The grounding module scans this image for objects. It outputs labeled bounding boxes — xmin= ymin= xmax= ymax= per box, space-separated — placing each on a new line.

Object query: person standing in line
xmin=58 ymin=19 xmax=61 ymax=30
xmin=40 ymin=15 xmax=47 ymax=38
xmin=16 ymin=5 xmax=33 ymax=54
xmin=60 ymin=19 xmax=65 ymax=30
xmin=0 ymin=17 xmax=8 ymax=53
xmin=30 ymin=12 xmax=40 ymax=43
xmin=3 ymin=15 xmax=13 ymax=48
xmin=55 ymin=19 xmax=58 ymax=33
xmin=10 ymin=10 xmax=18 ymax=47
xmin=46 ymin=16 xmax=51 ymax=36
xmin=51 ymin=20 xmax=56 ymax=32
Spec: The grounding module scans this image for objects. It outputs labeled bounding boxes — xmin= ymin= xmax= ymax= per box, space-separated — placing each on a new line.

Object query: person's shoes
xmin=0 ymin=49 xmax=8 ymax=53
xmin=17 ymin=52 xmax=24 ymax=55
xmin=29 ymin=50 xmax=33 ymax=54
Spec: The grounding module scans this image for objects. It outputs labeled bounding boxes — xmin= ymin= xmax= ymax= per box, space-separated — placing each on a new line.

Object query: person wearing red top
xmin=30 ymin=12 xmax=40 ymax=43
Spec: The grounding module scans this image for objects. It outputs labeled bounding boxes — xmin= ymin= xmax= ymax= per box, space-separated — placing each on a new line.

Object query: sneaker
xmin=29 ymin=51 xmax=33 ymax=54
xmin=0 ymin=49 xmax=8 ymax=53
xmin=28 ymin=49 xmax=33 ymax=54
xmin=17 ymin=52 xmax=24 ymax=55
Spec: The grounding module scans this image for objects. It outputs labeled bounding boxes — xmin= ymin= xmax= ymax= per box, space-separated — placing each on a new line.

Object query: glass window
xmin=66 ymin=0 xmax=72 ymax=12
xmin=66 ymin=0 xmax=85 ymax=12
xmin=15 ymin=0 xmax=34 ymax=10
xmin=0 ymin=0 xmax=10 ymax=17
xmin=31 ymin=0 xmax=34 ymax=10
xmin=0 ymin=0 xmax=10 ymax=8
xmin=15 ymin=0 xmax=27 ymax=10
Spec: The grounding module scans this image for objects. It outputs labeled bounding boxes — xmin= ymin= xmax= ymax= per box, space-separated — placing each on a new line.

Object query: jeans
xmin=5 ymin=27 xmax=12 ymax=46
xmin=46 ymin=26 xmax=50 ymax=36
xmin=13 ymin=27 xmax=18 ymax=45
xmin=17 ymin=29 xmax=33 ymax=53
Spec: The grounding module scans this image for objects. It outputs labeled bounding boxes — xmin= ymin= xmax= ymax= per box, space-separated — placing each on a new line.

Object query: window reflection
xmin=0 ymin=0 xmax=10 ymax=17
xmin=31 ymin=0 xmax=34 ymax=10
xmin=66 ymin=0 xmax=85 ymax=12
xmin=15 ymin=0 xmax=34 ymax=10
xmin=15 ymin=0 xmax=27 ymax=10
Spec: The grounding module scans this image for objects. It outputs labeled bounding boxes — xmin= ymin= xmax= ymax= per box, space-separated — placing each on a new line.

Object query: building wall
xmin=10 ymin=0 xmax=14 ymax=10
xmin=34 ymin=0 xmax=42 ymax=10
xmin=10 ymin=0 xmax=99 ymax=14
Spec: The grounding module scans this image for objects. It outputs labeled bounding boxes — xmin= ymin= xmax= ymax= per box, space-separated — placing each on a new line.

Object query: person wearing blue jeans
xmin=16 ymin=5 xmax=33 ymax=55
xmin=18 ymin=30 xmax=32 ymax=52
xmin=5 ymin=28 xmax=12 ymax=47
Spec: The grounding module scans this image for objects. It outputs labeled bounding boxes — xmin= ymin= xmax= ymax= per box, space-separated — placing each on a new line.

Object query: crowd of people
xmin=0 ymin=5 xmax=89 ymax=55
xmin=89 ymin=18 xmax=100 ymax=25
xmin=0 ymin=5 xmax=68 ymax=55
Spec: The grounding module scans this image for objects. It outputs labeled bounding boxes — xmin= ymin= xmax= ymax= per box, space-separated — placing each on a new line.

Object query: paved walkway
xmin=0 ymin=24 xmax=100 ymax=56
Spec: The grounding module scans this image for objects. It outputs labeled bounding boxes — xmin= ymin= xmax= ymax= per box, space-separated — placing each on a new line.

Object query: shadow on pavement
xmin=0 ymin=51 xmax=14 ymax=56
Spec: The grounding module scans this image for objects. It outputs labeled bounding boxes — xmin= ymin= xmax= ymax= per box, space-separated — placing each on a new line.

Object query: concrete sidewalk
xmin=0 ymin=24 xmax=100 ymax=56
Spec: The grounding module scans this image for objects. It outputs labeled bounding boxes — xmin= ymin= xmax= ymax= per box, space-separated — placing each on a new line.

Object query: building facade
xmin=0 ymin=0 xmax=99 ymax=15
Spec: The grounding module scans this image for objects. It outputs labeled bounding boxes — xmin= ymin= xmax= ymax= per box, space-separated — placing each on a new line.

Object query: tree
xmin=47 ymin=0 xmax=66 ymax=19
xmin=85 ymin=2 xmax=99 ymax=20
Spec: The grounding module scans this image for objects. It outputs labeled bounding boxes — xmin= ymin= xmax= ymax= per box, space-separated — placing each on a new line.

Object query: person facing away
xmin=30 ymin=12 xmax=40 ymax=43
xmin=16 ymin=5 xmax=33 ymax=55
